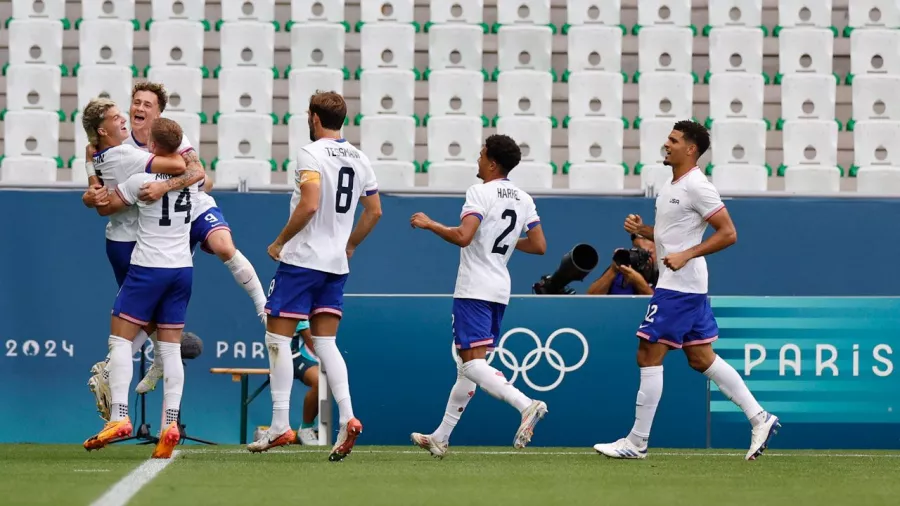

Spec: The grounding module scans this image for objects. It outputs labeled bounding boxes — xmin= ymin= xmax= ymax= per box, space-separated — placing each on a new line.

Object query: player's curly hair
xmin=484 ymin=134 xmax=522 ymax=175
xmin=132 ymin=81 xmax=168 ymax=113
xmin=150 ymin=118 xmax=183 ymax=155
xmin=82 ymin=98 xmax=117 ymax=146
xmin=309 ymin=91 xmax=347 ymax=130
xmin=673 ymin=120 xmax=710 ymax=158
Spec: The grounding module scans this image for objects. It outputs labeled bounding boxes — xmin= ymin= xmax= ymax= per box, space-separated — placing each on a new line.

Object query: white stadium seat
xmin=360 ymin=116 xmax=417 ymax=163
xmin=12 ymin=0 xmax=65 ymax=21
xmin=856 ymin=166 xmax=900 ymax=194
xmin=1 ymin=157 xmax=58 ymax=184
xmin=428 ymin=25 xmax=484 ymax=73
xmin=430 ymin=0 xmax=485 ymax=25
xmin=780 ymin=74 xmax=836 ymax=122
xmin=778 ymin=28 xmax=834 ymax=77
xmin=637 ymin=73 xmax=693 ymax=123
xmin=7 ymin=20 xmax=63 ymax=68
xmin=853 ymin=121 xmax=900 ymax=167
xmin=565 ymin=0 xmax=622 ymax=27
xmin=3 ymin=111 xmax=60 ymax=159
xmin=638 ymin=0 xmax=691 ymax=28
xmin=219 ymin=22 xmax=276 ymax=70
xmin=508 ymin=162 xmax=553 ymax=190
xmin=291 ymin=0 xmax=346 ymax=23
xmin=78 ymin=20 xmax=135 ymax=68
xmin=567 ymin=72 xmax=624 ymax=120
xmin=781 ymin=119 xmax=839 ymax=168
xmin=778 ymin=0 xmax=833 ymax=30
xmin=290 ymin=23 xmax=346 ymax=72
xmin=567 ymin=25 xmax=623 ymax=74
xmin=217 ymin=114 xmax=274 ymax=161
xmin=639 ymin=118 xmax=675 ymax=166
xmin=5 ymin=65 xmax=62 ymax=114
xmin=221 ymin=0 xmax=275 ymax=23
xmin=707 ymin=0 xmax=763 ymax=30
xmin=360 ymin=0 xmax=414 ymax=24
xmin=70 ymin=157 xmax=89 ymax=186
xmin=147 ymin=67 xmax=204 ymax=115
xmin=149 ymin=20 xmax=205 ymax=69
xmin=640 ymin=164 xmax=672 ymax=191
xmin=638 ymin=27 xmax=694 ymax=76
xmin=82 ymin=0 xmax=135 ymax=22
xmin=427 ymin=116 xmax=483 ymax=163
xmin=428 ymin=70 xmax=485 ymax=118
xmin=288 ymin=68 xmax=345 ymax=115
xmin=359 ymin=23 xmax=416 ymax=71
xmin=497 ymin=71 xmax=553 ymax=119
xmin=707 ymin=27 xmax=764 ymax=77
xmin=496 ymin=26 xmax=553 ymax=74
xmin=73 ymin=112 xmax=89 ymax=162
xmin=428 ymin=162 xmax=481 ymax=190
xmin=371 ymin=161 xmax=416 ymax=190
xmin=567 ymin=117 xmax=625 ymax=165
xmin=160 ymin=111 xmax=202 ymax=149
xmin=218 ymin=67 xmax=274 ymax=115
xmin=214 ymin=160 xmax=273 ymax=188
xmin=851 ymin=75 xmax=900 ymax=122
xmin=710 ymin=119 xmax=767 ymax=167
xmin=708 ymin=73 xmax=765 ymax=122
xmin=497 ymin=0 xmax=551 ymax=26
xmin=783 ymin=166 xmax=841 ymax=193
xmin=711 ymin=165 xmax=769 ymax=193
xmin=496 ymin=117 xmax=553 ymax=163
xmin=151 ymin=0 xmax=208 ymax=23
xmin=76 ymin=66 xmax=133 ymax=116
xmin=849 ymin=29 xmax=900 ymax=79
xmin=359 ymin=69 xmax=416 ymax=119
xmin=567 ymin=164 xmax=625 ymax=191
xmin=848 ymin=0 xmax=900 ymax=30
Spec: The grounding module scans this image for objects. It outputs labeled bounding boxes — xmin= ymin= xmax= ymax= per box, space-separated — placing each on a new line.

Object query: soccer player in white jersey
xmin=82 ymin=118 xmax=198 ymax=459
xmin=592 ymin=120 xmax=780 ymax=461
xmin=409 ymin=135 xmax=549 ymax=458
xmin=247 ymin=92 xmax=382 ymax=462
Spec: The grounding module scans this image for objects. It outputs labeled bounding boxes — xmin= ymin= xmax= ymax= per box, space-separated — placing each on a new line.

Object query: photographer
xmin=587 ymin=234 xmax=657 ymax=296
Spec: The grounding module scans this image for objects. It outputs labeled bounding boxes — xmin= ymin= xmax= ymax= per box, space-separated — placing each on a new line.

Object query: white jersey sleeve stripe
xmin=703 ymin=204 xmax=726 ymax=220
xmin=462 ymin=210 xmax=484 ymax=221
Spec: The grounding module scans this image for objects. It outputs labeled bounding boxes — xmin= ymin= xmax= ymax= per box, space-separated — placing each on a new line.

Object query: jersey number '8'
xmin=335 ymin=166 xmax=354 ymax=214
xmin=159 ymin=188 xmax=192 ymax=226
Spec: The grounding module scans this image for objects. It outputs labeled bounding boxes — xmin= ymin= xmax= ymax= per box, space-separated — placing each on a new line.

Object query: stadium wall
xmin=1 ymin=191 xmax=898 ymax=449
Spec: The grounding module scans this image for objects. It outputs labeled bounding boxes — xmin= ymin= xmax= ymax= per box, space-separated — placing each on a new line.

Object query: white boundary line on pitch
xmin=182 ymin=448 xmax=900 ymax=458
xmin=89 ymin=451 xmax=180 ymax=506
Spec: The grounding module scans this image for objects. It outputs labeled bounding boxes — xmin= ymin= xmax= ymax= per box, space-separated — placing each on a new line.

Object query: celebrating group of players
xmin=78 ymin=81 xmax=780 ymax=462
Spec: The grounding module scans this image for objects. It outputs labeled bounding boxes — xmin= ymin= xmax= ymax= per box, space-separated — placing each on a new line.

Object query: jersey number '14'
xmin=491 ymin=209 xmax=518 ymax=255
xmin=159 ymin=188 xmax=192 ymax=226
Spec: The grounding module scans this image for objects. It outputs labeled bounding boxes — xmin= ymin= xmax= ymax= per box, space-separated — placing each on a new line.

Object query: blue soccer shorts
xmin=106 ymin=239 xmax=136 ymax=287
xmin=112 ymin=265 xmax=194 ymax=328
xmin=190 ymin=207 xmax=230 ymax=254
xmin=451 ymin=298 xmax=507 ymax=350
xmin=635 ymin=288 xmax=719 ymax=349
xmin=265 ymin=263 xmax=349 ymax=319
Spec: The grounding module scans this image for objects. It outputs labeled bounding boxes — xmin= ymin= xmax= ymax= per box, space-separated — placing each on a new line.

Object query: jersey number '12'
xmin=159 ymin=188 xmax=192 ymax=226
xmin=335 ymin=166 xmax=354 ymax=214
xmin=491 ymin=209 xmax=518 ymax=255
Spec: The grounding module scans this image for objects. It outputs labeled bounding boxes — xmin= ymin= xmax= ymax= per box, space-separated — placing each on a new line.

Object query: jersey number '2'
xmin=335 ymin=166 xmax=354 ymax=214
xmin=491 ymin=209 xmax=518 ymax=255
xmin=159 ymin=188 xmax=192 ymax=226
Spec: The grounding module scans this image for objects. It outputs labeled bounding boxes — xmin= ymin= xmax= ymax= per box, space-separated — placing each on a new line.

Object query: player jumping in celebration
xmin=592 ymin=120 xmax=779 ymax=461
xmin=82 ymin=118 xmax=198 ymax=459
xmin=410 ymin=134 xmax=549 ymax=458
xmin=248 ymin=92 xmax=382 ymax=462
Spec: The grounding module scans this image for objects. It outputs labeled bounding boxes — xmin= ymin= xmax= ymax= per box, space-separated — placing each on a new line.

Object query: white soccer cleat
xmin=297 ymin=427 xmax=322 ymax=446
xmin=411 ymin=432 xmax=449 ymax=459
xmin=135 ymin=362 xmax=164 ymax=394
xmin=87 ymin=371 xmax=112 ymax=421
xmin=329 ymin=418 xmax=363 ymax=462
xmin=746 ymin=413 xmax=781 ymax=460
xmin=593 ymin=438 xmax=648 ymax=459
xmin=247 ymin=428 xmax=296 ymax=453
xmin=514 ymin=400 xmax=548 ymax=449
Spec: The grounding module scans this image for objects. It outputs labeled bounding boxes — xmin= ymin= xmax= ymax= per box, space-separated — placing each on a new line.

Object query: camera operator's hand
xmin=619 ymin=264 xmax=654 ymax=295
xmin=663 ymin=251 xmax=692 ymax=271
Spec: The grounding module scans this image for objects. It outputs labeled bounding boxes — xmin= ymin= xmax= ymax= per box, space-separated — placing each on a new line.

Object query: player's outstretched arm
xmin=662 ymin=207 xmax=737 ymax=271
xmin=137 ymin=149 xmax=204 ymax=202
xmin=146 ymin=152 xmax=187 ymax=176
xmin=268 ymin=171 xmax=321 ymax=260
xmin=346 ymin=193 xmax=383 ymax=259
xmin=411 ymin=213 xmax=481 ymax=248
xmin=515 ymin=223 xmax=547 ymax=255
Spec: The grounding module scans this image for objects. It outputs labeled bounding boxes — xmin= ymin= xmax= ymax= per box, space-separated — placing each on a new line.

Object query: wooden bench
xmin=210 ymin=368 xmax=271 ymax=445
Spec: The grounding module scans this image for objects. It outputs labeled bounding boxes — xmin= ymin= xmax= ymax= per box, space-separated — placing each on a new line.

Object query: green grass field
xmin=3 ymin=444 xmax=899 ymax=506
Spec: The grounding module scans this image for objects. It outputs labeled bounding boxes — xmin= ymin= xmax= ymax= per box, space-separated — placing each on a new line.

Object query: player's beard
xmin=308 ymin=118 xmax=317 ymax=142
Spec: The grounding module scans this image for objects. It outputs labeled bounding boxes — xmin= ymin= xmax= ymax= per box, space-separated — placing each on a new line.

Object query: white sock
xmin=627 ymin=366 xmax=663 ymax=448
xmin=108 ymin=335 xmax=133 ymax=421
xmin=703 ymin=355 xmax=766 ymax=427
xmin=265 ymin=331 xmax=293 ymax=433
xmin=225 ymin=250 xmax=268 ymax=315
xmin=313 ymin=336 xmax=355 ymax=424
xmin=130 ymin=329 xmax=150 ymax=356
xmin=157 ymin=341 xmax=184 ymax=426
xmin=432 ymin=368 xmax=476 ymax=443
xmin=461 ymin=359 xmax=531 ymax=413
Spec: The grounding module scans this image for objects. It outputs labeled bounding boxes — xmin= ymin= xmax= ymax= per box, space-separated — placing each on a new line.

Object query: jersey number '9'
xmin=159 ymin=188 xmax=192 ymax=226
xmin=491 ymin=209 xmax=518 ymax=255
xmin=335 ymin=166 xmax=354 ymax=214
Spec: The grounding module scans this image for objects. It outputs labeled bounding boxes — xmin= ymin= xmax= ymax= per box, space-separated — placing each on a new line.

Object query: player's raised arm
xmin=624 ymin=214 xmax=654 ymax=241
xmin=411 ymin=213 xmax=482 ymax=247
xmin=145 ymin=152 xmax=187 ymax=176
xmin=138 ymin=147 xmax=204 ymax=202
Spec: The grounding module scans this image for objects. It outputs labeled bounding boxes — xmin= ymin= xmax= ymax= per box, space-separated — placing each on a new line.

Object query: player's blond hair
xmin=81 ymin=98 xmax=117 ymax=146
xmin=132 ymin=81 xmax=168 ymax=113
xmin=150 ymin=118 xmax=183 ymax=155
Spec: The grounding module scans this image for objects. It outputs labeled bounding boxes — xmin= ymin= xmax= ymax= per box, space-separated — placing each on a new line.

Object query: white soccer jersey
xmin=93 ymin=144 xmax=153 ymax=242
xmin=116 ymin=173 xmax=198 ymax=268
xmin=653 ymin=167 xmax=726 ymax=294
xmin=124 ymin=131 xmax=217 ymax=217
xmin=279 ymin=139 xmax=378 ymax=275
xmin=453 ymin=179 xmax=541 ymax=305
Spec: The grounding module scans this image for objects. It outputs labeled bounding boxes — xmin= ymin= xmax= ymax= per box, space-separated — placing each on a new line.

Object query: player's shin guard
xmin=461 ymin=359 xmax=531 ymax=412
xmin=225 ymin=250 xmax=268 ymax=316
xmin=627 ymin=366 xmax=663 ymax=448
xmin=265 ymin=332 xmax=294 ymax=433
xmin=313 ymin=336 xmax=355 ymax=424
xmin=432 ymin=368 xmax=476 ymax=443
xmin=703 ymin=355 xmax=766 ymax=426
xmin=157 ymin=341 xmax=184 ymax=425
xmin=108 ymin=336 xmax=133 ymax=421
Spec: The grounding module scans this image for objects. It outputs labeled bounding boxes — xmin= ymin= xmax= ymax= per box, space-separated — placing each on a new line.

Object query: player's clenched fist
xmin=624 ymin=214 xmax=643 ymax=234
xmin=267 ymin=241 xmax=284 ymax=261
xmin=410 ymin=212 xmax=434 ymax=230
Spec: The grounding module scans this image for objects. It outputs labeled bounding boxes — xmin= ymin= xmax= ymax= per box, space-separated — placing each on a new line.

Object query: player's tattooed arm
xmin=346 ymin=193 xmax=383 ymax=259
xmin=137 ymin=149 xmax=204 ymax=202
xmin=624 ymin=214 xmax=654 ymax=241
xmin=411 ymin=212 xmax=481 ymax=248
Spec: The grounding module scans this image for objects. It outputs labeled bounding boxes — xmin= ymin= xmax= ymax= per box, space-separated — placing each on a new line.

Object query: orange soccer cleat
xmin=151 ymin=421 xmax=181 ymax=459
xmin=83 ymin=417 xmax=133 ymax=451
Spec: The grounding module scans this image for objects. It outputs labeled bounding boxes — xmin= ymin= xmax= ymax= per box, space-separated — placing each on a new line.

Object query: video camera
xmin=532 ymin=244 xmax=600 ymax=295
